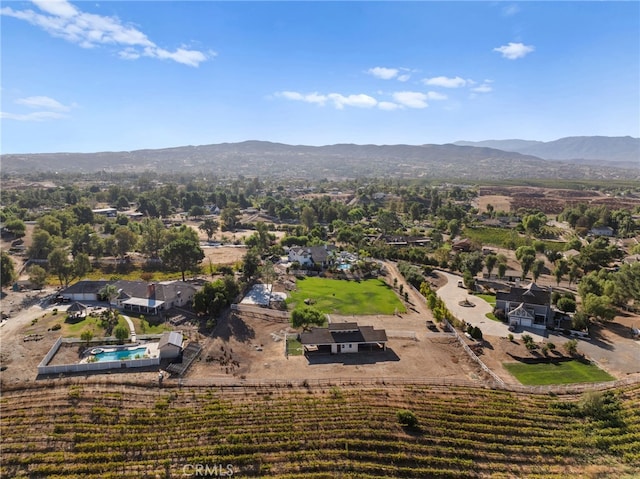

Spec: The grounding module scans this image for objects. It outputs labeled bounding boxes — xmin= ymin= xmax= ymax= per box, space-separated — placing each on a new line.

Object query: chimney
xmin=147 ymin=283 xmax=156 ymax=298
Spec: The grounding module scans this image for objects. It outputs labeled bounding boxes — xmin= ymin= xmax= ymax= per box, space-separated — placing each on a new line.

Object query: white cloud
xmin=426 ymin=91 xmax=447 ymax=101
xmin=277 ymin=91 xmax=377 ymax=109
xmin=423 ymin=76 xmax=467 ymax=88
xmin=493 ymin=42 xmax=535 ymax=60
xmin=378 ymin=101 xmax=400 ymax=111
xmin=367 ymin=67 xmax=398 ymax=80
xmin=502 ymin=4 xmax=521 ymax=17
xmin=397 ymin=74 xmax=411 ymax=82
xmin=328 ymin=93 xmax=377 ymax=109
xmin=471 ymin=83 xmax=493 ymax=93
xmin=0 ymin=0 xmax=210 ymax=66
xmin=1 ymin=111 xmax=67 ymax=121
xmin=392 ymin=91 xmax=428 ymax=109
xmin=15 ymin=96 xmax=73 ymax=111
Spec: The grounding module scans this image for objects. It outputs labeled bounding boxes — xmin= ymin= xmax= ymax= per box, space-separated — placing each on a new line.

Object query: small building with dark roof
xmin=300 ymin=322 xmax=388 ymax=354
xmin=495 ymin=282 xmax=552 ymax=330
xmin=60 ymin=280 xmax=110 ymax=302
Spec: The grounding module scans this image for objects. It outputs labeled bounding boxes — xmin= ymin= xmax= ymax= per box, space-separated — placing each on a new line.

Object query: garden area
xmin=286 ymin=277 xmax=406 ymax=316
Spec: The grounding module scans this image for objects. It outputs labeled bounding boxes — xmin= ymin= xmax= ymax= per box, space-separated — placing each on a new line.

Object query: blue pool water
xmin=337 ymin=263 xmax=351 ymax=271
xmin=93 ymin=347 xmax=148 ymax=362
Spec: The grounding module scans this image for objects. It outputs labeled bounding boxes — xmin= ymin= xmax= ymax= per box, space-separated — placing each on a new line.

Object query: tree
xmin=522 ymin=212 xmax=547 ymax=236
xmin=3 ymin=218 xmax=26 ymax=238
xmin=28 ymin=229 xmax=55 ymax=260
xmin=300 ymin=206 xmax=317 ymax=232
xmin=497 ymin=262 xmax=507 ymax=280
xmin=485 ymin=254 xmax=497 ymax=278
xmin=519 ymin=254 xmax=535 ymax=280
xmin=113 ymin=324 xmax=129 ymax=343
xmin=48 ymin=248 xmax=74 ymax=287
xmin=161 ymin=238 xmax=204 ymax=282
xmin=199 ymin=217 xmax=219 ymax=242
xmin=397 ymin=409 xmax=418 ymax=428
xmin=553 ymin=259 xmax=569 ymax=286
xmin=531 ymin=259 xmax=546 ymax=282
xmin=114 ymin=226 xmax=138 ymax=259
xmin=556 ymin=296 xmax=577 ymax=313
xmin=140 ymin=218 xmax=166 ymax=258
xmin=100 ymin=284 xmax=120 ymax=313
xmin=291 ymin=306 xmax=325 ymax=330
xmin=81 ymin=330 xmax=94 ymax=344
xmin=1 ymin=251 xmax=16 ymax=289
xmin=220 ymin=203 xmax=240 ymax=231
xmin=582 ymin=293 xmax=615 ymax=322
xmin=377 ymin=210 xmax=401 ymax=235
xmin=28 ymin=265 xmax=48 ymax=290
xmin=563 ymin=339 xmax=578 ymax=356
xmin=242 ymin=249 xmax=261 ymax=281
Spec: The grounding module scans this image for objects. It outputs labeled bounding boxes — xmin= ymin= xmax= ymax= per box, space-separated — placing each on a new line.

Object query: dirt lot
xmin=477 ymin=186 xmax=640 ymax=214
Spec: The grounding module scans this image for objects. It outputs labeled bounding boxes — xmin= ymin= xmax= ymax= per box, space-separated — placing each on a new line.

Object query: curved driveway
xmin=436 ymin=270 xmax=530 ymax=339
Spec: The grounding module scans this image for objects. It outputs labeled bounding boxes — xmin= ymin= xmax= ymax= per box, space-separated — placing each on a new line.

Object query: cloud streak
xmin=1 ymin=0 xmax=211 ymax=67
xmin=493 ymin=42 xmax=535 ymax=60
xmin=423 ymin=76 xmax=467 ymax=88
xmin=2 ymin=95 xmax=75 ymax=121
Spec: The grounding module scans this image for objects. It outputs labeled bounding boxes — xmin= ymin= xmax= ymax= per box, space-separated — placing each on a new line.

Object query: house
xmin=92 ymin=207 xmax=117 ymax=217
xmin=300 ymin=322 xmax=388 ymax=354
xmin=452 ymin=238 xmax=473 ymax=252
xmin=287 ymin=244 xmax=337 ymax=268
xmin=60 ymin=280 xmax=110 ymax=302
xmin=112 ymin=280 xmax=198 ymax=315
xmin=589 ymin=226 xmax=614 ymax=237
xmin=495 ymin=282 xmax=553 ymax=330
xmin=60 ymin=279 xmax=198 ymax=314
xmin=158 ymin=331 xmax=183 ymax=359
xmin=481 ymin=267 xmax=523 ymax=282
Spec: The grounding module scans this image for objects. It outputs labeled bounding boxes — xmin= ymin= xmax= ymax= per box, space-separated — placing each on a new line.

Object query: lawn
xmin=286 ymin=336 xmax=303 ymax=356
xmin=503 ymin=360 xmax=615 ymax=385
xmin=474 ymin=293 xmax=496 ymax=306
xmin=287 ymin=277 xmax=406 ymax=315
xmin=463 ymin=226 xmax=566 ymax=252
xmin=130 ymin=316 xmax=173 ymax=335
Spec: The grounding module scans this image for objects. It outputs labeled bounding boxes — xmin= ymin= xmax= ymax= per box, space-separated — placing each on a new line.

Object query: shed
xmin=158 ymin=331 xmax=183 ymax=359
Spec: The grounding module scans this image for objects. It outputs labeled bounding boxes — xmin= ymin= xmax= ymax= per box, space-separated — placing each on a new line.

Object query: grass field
xmin=475 ymin=293 xmax=496 ymax=306
xmin=286 ymin=336 xmax=303 ymax=356
xmin=504 ymin=360 xmax=616 ymax=385
xmin=287 ymin=277 xmax=406 ymax=315
xmin=464 ymin=226 xmax=566 ymax=252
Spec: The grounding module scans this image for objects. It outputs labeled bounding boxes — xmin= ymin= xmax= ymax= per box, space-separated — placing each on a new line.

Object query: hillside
xmin=2 ymin=140 xmax=638 ymax=180
xmin=455 ymin=136 xmax=640 ymax=167
xmin=1 ymin=382 xmax=639 ymax=478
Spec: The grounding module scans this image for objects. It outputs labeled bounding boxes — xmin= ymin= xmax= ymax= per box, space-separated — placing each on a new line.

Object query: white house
xmin=287 ymin=244 xmax=337 ymax=268
xmin=300 ymin=322 xmax=388 ymax=354
xmin=589 ymin=226 xmax=614 ymax=237
xmin=495 ymin=282 xmax=552 ymax=330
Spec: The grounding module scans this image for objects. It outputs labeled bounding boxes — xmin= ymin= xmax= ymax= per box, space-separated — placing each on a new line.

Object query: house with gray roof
xmin=495 ymin=282 xmax=552 ymax=330
xmin=112 ymin=280 xmax=197 ymax=315
xmin=158 ymin=331 xmax=183 ymax=359
xmin=300 ymin=322 xmax=387 ymax=354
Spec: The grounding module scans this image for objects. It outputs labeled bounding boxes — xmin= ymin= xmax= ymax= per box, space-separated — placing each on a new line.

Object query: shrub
xmin=50 ymin=323 xmax=61 ymax=331
xmin=508 ymin=333 xmax=514 ymax=342
xmin=564 ymin=339 xmax=578 ymax=356
xmin=397 ymin=409 xmax=418 ymax=428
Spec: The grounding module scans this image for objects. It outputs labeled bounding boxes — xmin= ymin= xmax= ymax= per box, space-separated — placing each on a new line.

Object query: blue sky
xmin=1 ymin=1 xmax=639 ymax=153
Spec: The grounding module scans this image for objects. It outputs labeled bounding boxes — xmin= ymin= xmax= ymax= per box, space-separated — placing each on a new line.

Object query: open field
xmin=287 ymin=277 xmax=407 ymax=315
xmin=463 ymin=226 xmax=566 ymax=252
xmin=1 ymin=382 xmax=638 ymax=478
xmin=504 ymin=360 xmax=616 ymax=386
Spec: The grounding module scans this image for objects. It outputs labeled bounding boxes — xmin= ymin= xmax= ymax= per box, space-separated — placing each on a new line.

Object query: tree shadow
xmin=212 ymin=311 xmax=255 ymax=343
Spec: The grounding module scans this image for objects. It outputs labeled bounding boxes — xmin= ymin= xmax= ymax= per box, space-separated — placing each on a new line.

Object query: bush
xmin=564 ymin=339 xmax=578 ymax=356
xmin=50 ymin=323 xmax=61 ymax=331
xmin=508 ymin=333 xmax=514 ymax=342
xmin=397 ymin=409 xmax=418 ymax=428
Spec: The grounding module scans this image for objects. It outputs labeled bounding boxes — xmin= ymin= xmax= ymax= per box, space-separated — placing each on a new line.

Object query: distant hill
xmin=1 ymin=139 xmax=638 ymax=180
xmin=454 ymin=136 xmax=640 ymax=167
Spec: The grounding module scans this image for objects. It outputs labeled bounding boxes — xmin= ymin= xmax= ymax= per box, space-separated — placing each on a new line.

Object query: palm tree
xmin=100 ymin=284 xmax=119 ymax=313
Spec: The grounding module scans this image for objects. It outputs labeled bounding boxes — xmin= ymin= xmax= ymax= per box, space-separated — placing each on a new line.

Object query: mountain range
xmin=1 ymin=136 xmax=638 ymax=181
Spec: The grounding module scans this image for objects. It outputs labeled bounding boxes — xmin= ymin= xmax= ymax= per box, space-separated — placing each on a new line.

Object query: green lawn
xmin=286 ymin=336 xmax=303 ymax=356
xmin=130 ymin=316 xmax=173 ymax=335
xmin=463 ymin=226 xmax=566 ymax=252
xmin=503 ymin=360 xmax=615 ymax=385
xmin=287 ymin=277 xmax=406 ymax=315
xmin=475 ymin=293 xmax=496 ymax=306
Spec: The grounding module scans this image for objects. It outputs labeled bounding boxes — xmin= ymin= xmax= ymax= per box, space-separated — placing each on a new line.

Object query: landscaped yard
xmin=503 ymin=360 xmax=615 ymax=385
xmin=286 ymin=336 xmax=303 ymax=356
xmin=475 ymin=293 xmax=496 ymax=306
xmin=287 ymin=277 xmax=406 ymax=315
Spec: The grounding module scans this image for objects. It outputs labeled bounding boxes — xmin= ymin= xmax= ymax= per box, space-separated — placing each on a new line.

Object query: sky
xmin=1 ymin=0 xmax=639 ymax=154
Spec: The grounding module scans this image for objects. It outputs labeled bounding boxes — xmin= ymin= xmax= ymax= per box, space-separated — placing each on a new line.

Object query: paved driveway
xmin=435 ymin=270 xmax=545 ymax=340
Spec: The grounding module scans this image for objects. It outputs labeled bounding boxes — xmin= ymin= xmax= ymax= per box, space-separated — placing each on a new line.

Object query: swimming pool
xmin=337 ymin=263 xmax=351 ymax=271
xmin=93 ymin=346 xmax=148 ymax=362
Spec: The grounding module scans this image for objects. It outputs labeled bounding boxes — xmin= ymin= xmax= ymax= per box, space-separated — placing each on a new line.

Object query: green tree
xmin=582 ymin=293 xmax=615 ymax=322
xmin=81 ymin=330 xmax=94 ymax=344
xmin=114 ymin=226 xmax=138 ymax=258
xmin=485 ymin=254 xmax=497 ymax=277
xmin=553 ymin=259 xmax=569 ymax=286
xmin=563 ymin=339 xmax=578 ymax=356
xmin=397 ymin=409 xmax=419 ymax=428
xmin=140 ymin=218 xmax=166 ymax=258
xmin=556 ymin=296 xmax=577 ymax=313
xmin=497 ymin=262 xmax=507 ymax=279
xmin=3 ymin=218 xmax=26 ymax=238
xmin=48 ymin=248 xmax=74 ymax=287
xmin=300 ymin=206 xmax=317 ymax=232
xmin=28 ymin=229 xmax=55 ymax=260
xmin=161 ymin=238 xmax=204 ymax=282
xmin=220 ymin=203 xmax=240 ymax=231
xmin=100 ymin=284 xmax=119 ymax=313
xmin=291 ymin=306 xmax=325 ymax=330
xmin=1 ymin=251 xmax=16 ymax=289
xmin=113 ymin=324 xmax=129 ymax=343
xmin=242 ymin=249 xmax=261 ymax=281
xmin=531 ymin=259 xmax=546 ymax=282
xmin=522 ymin=212 xmax=547 ymax=236
xmin=519 ymin=254 xmax=536 ymax=280
xmin=199 ymin=217 xmax=219 ymax=242
xmin=28 ymin=264 xmax=48 ymax=290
